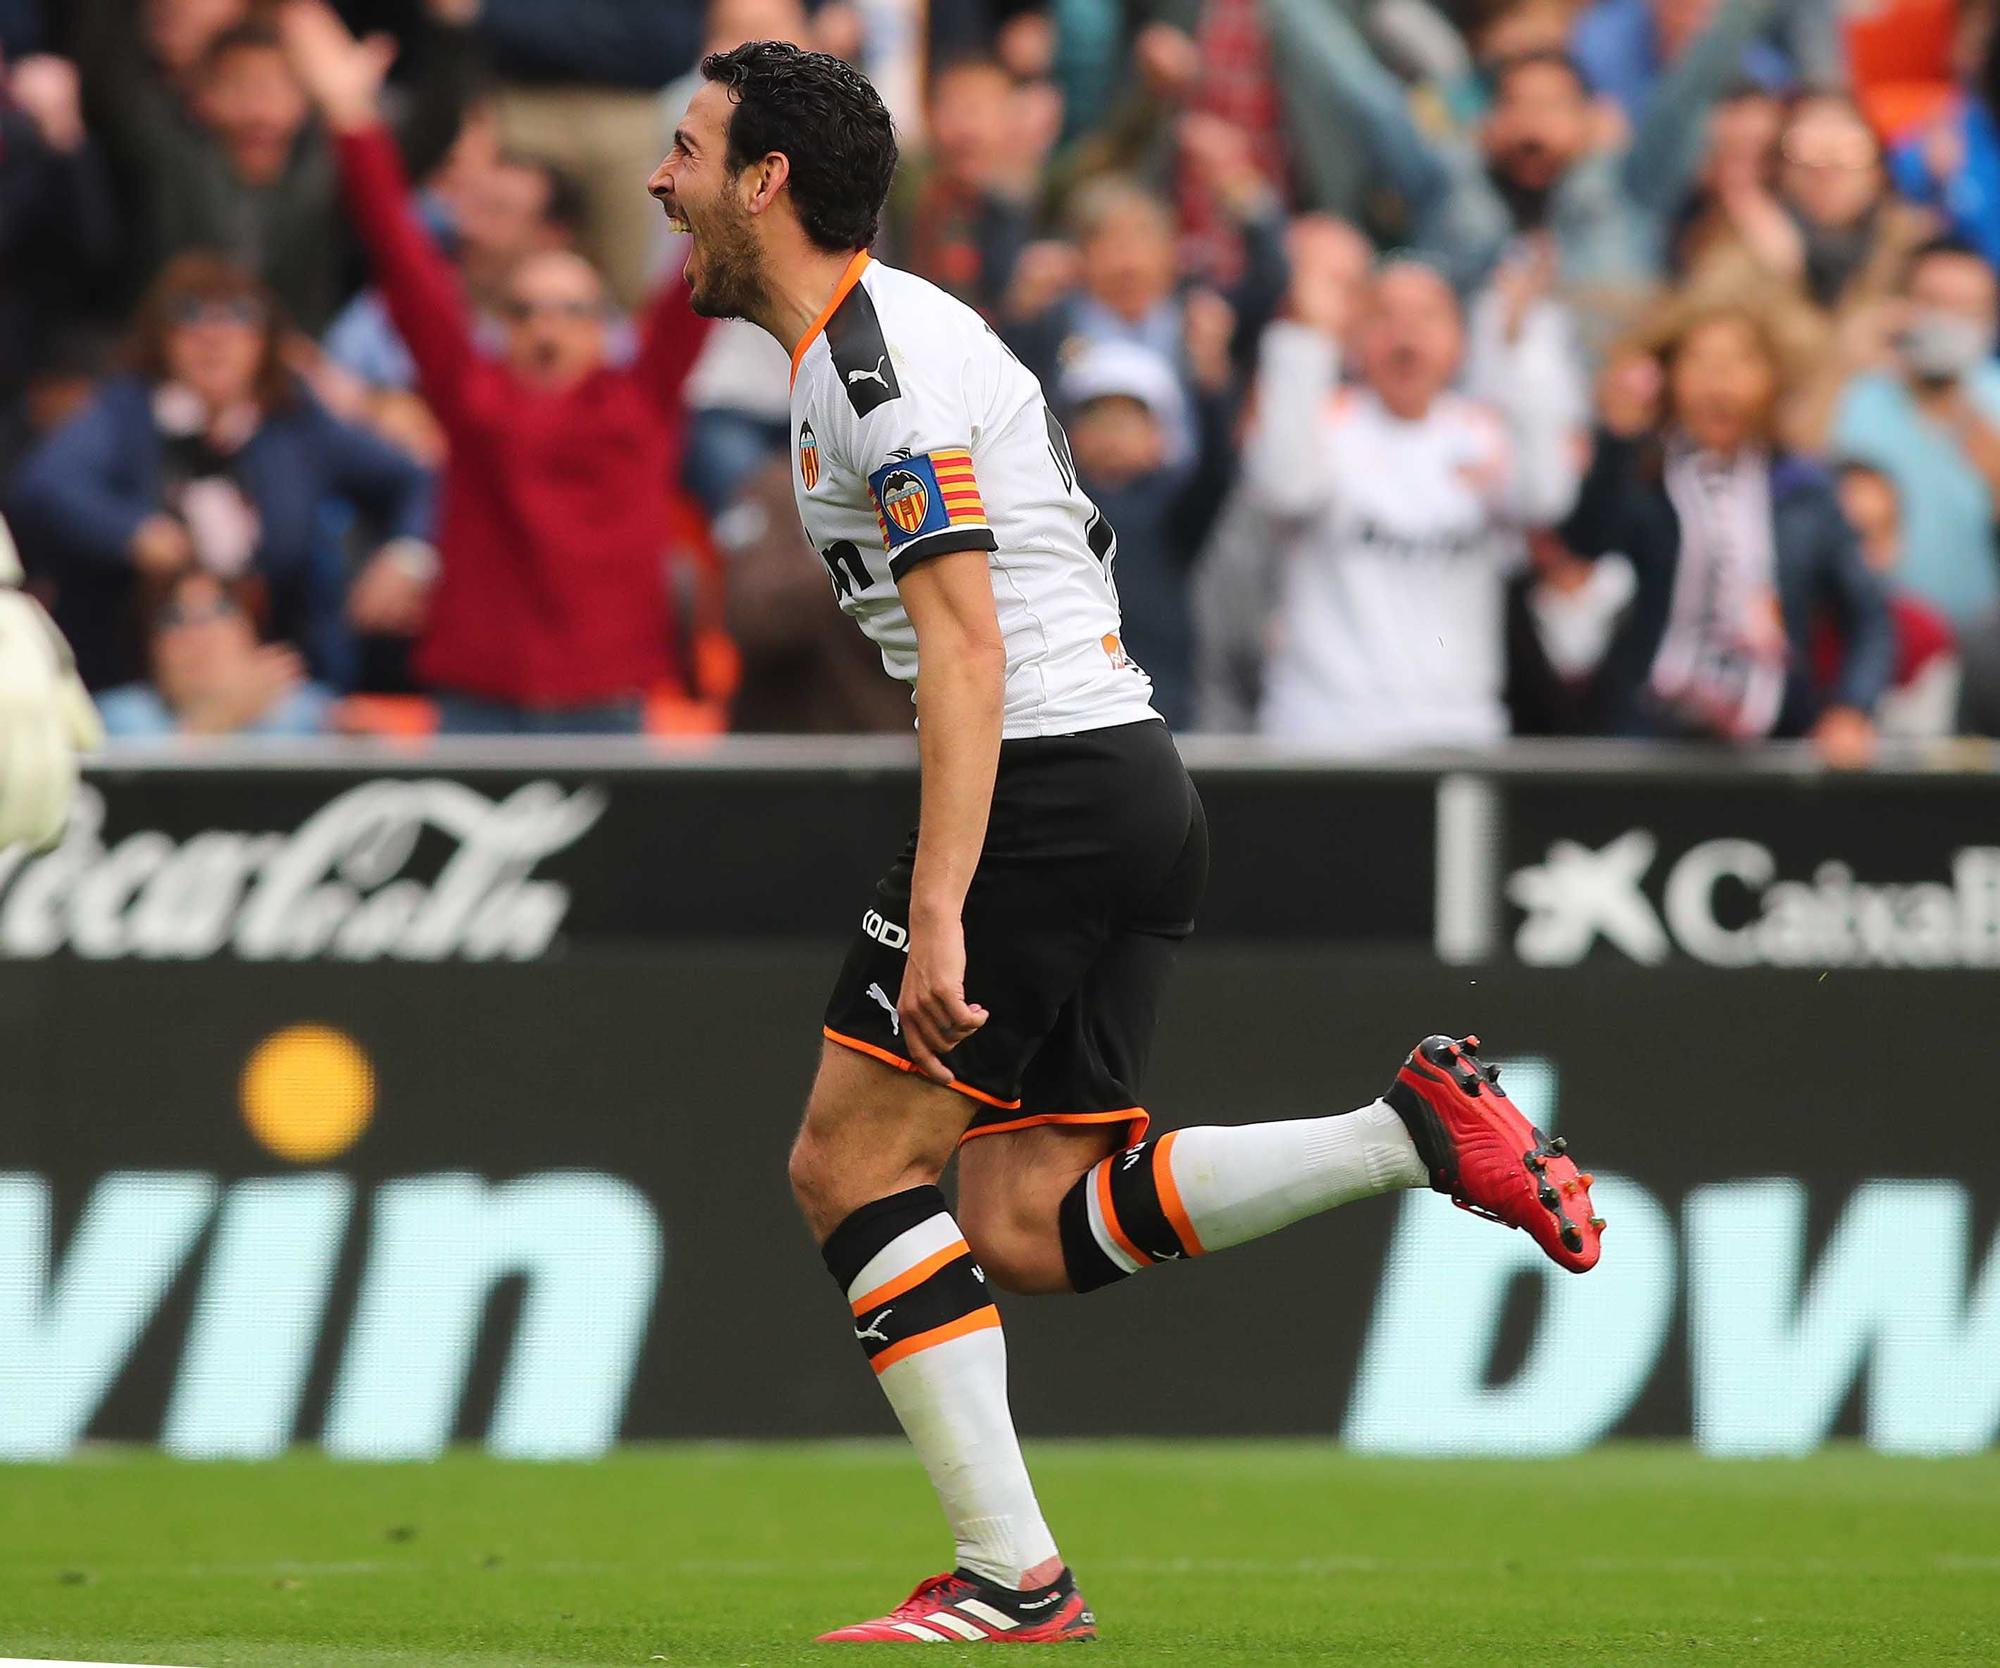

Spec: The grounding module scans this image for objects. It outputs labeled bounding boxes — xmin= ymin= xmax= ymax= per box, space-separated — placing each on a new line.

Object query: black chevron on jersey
xmin=825 ymin=281 xmax=902 ymax=416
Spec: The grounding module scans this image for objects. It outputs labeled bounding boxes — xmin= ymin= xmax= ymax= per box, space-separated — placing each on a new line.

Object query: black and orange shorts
xmin=822 ymin=718 xmax=1207 ymax=1147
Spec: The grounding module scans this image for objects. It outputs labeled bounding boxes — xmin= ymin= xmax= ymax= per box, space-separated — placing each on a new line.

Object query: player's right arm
xmin=896 ymin=549 xmax=1004 ymax=1084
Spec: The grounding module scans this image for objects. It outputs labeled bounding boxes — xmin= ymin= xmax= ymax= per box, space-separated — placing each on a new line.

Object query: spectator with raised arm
xmin=1562 ymin=294 xmax=1893 ymax=761
xmin=322 ymin=141 xmax=585 ymax=402
xmin=888 ymin=53 xmax=1048 ymax=319
xmin=1239 ymin=254 xmax=1582 ymax=750
xmin=1890 ymin=0 xmax=2000 ymax=272
xmin=7 ymin=252 xmax=435 ymax=693
xmin=1004 ymin=165 xmax=1283 ymax=459
xmin=1693 ymin=93 xmax=1937 ymax=328
xmin=1 ymin=47 xmax=122 ymax=408
xmin=70 ymin=0 xmax=480 ymax=330
xmin=1189 ymin=214 xmax=1374 ymax=734
xmin=1571 ymin=0 xmax=1839 ymax=123
xmin=280 ymin=0 xmax=709 ymax=734
xmin=1280 ymin=0 xmax=1790 ymax=301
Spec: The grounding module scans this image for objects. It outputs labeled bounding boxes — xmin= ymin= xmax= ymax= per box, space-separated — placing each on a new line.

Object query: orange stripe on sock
xmin=870 ymin=1305 xmax=1002 ymax=1373
xmin=1095 ymin=1155 xmax=1150 ymax=1268
xmin=850 ymin=1239 xmax=972 ymax=1318
xmin=1153 ymin=1130 xmax=1206 ymax=1257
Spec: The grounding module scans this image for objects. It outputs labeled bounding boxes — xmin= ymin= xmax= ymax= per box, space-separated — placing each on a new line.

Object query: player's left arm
xmin=897 ymin=547 xmax=1006 ymax=1086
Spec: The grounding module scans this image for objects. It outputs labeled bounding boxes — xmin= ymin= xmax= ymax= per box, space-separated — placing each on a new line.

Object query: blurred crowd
xmin=10 ymin=0 xmax=2000 ymax=759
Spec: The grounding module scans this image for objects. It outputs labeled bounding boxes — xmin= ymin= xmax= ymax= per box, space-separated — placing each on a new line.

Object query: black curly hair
xmin=701 ymin=41 xmax=899 ymax=254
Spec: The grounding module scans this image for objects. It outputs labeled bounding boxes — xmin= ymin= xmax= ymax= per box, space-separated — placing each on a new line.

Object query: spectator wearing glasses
xmin=321 ymin=140 xmax=588 ymax=403
xmin=96 ymin=567 xmax=335 ymax=738
xmin=7 ymin=252 xmax=435 ymax=694
xmin=283 ymin=1 xmax=709 ymax=735
xmin=1695 ymin=94 xmax=1938 ymax=357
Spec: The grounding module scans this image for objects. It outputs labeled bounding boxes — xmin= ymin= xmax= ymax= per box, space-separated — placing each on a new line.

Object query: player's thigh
xmin=956 ymin=1121 xmax=1125 ymax=1294
xmin=789 ymin=1041 xmax=974 ymax=1240
xmin=954 ymin=918 xmax=1197 ymax=1291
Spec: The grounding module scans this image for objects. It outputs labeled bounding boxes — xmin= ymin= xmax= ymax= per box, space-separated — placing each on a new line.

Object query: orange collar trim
xmin=789 ymin=249 xmax=872 ymax=387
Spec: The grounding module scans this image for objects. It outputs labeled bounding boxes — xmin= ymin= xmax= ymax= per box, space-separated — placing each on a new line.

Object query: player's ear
xmin=743 ymin=151 xmax=792 ymax=217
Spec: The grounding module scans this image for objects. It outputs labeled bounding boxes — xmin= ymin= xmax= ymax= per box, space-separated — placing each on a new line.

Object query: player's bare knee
xmin=787 ymin=1123 xmax=829 ymax=1219
xmin=959 ymin=1198 xmax=1069 ymax=1295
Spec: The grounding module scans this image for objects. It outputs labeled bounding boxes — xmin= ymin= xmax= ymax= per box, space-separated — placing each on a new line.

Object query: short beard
xmin=688 ymin=199 xmax=771 ymax=322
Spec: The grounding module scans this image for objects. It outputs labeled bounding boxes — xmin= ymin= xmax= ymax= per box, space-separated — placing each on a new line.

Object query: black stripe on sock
xmin=1104 ymin=1140 xmax=1196 ymax=1264
xmin=820 ymin=1184 xmax=947 ymax=1290
xmin=1058 ymin=1172 xmax=1127 ymax=1293
xmin=850 ymin=1250 xmax=993 ymax=1362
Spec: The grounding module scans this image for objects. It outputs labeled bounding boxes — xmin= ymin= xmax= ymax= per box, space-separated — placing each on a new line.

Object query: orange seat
xmin=645 ymin=686 xmax=728 ymax=735
xmin=1845 ymin=0 xmax=1957 ymax=140
xmin=332 ymin=694 xmax=438 ymax=738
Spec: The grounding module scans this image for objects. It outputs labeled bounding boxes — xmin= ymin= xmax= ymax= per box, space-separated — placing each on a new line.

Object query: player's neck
xmin=750 ymin=243 xmax=868 ymax=361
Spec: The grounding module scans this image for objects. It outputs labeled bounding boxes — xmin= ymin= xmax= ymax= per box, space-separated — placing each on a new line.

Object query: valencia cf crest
xmin=878 ymin=468 xmax=930 ymax=536
xmin=798 ymin=419 xmax=820 ymax=490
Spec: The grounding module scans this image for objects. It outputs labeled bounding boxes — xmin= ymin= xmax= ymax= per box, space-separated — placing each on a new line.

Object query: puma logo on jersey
xmin=854 ymin=1308 xmax=894 ymax=1344
xmin=848 ymin=355 xmax=891 ymax=389
xmin=866 ymin=981 xmax=901 ymax=1035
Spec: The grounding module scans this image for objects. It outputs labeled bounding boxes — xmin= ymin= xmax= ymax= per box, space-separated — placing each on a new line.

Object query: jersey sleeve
xmin=820 ymin=292 xmax=1000 ymax=582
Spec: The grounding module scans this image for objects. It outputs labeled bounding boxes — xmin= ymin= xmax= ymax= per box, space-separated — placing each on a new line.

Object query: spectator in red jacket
xmin=281 ymin=0 xmax=709 ymax=734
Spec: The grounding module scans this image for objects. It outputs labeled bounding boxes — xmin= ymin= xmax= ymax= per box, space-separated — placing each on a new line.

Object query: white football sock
xmin=828 ymin=1190 xmax=1059 ymax=1588
xmin=1064 ymin=1101 xmax=1426 ymax=1280
xmin=1165 ymin=1099 xmax=1428 ymax=1251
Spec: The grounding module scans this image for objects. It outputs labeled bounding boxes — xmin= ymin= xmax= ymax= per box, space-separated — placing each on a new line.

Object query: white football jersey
xmin=1245 ymin=322 xmax=1554 ymax=750
xmin=787 ymin=253 xmax=1158 ymax=738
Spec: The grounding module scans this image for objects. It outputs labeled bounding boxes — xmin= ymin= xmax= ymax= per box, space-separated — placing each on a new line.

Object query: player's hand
xmin=0 ymin=582 xmax=103 ymax=851
xmin=899 ymin=915 xmax=988 ymax=1086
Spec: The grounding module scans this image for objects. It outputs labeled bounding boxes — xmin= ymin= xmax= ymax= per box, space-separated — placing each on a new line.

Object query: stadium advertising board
xmin=1496 ymin=772 xmax=2000 ymax=969
xmin=3 ymin=752 xmax=1996 ymax=1461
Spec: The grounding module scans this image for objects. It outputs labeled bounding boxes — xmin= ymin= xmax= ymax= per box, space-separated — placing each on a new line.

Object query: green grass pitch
xmin=2 ymin=1444 xmax=1996 ymax=1665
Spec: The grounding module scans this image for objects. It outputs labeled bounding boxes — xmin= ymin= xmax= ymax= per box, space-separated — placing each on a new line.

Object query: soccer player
xmin=649 ymin=42 xmax=1605 ymax=1643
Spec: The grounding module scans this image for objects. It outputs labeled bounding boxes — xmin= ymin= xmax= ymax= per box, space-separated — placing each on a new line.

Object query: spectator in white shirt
xmin=1241 ymin=255 xmax=1582 ymax=751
